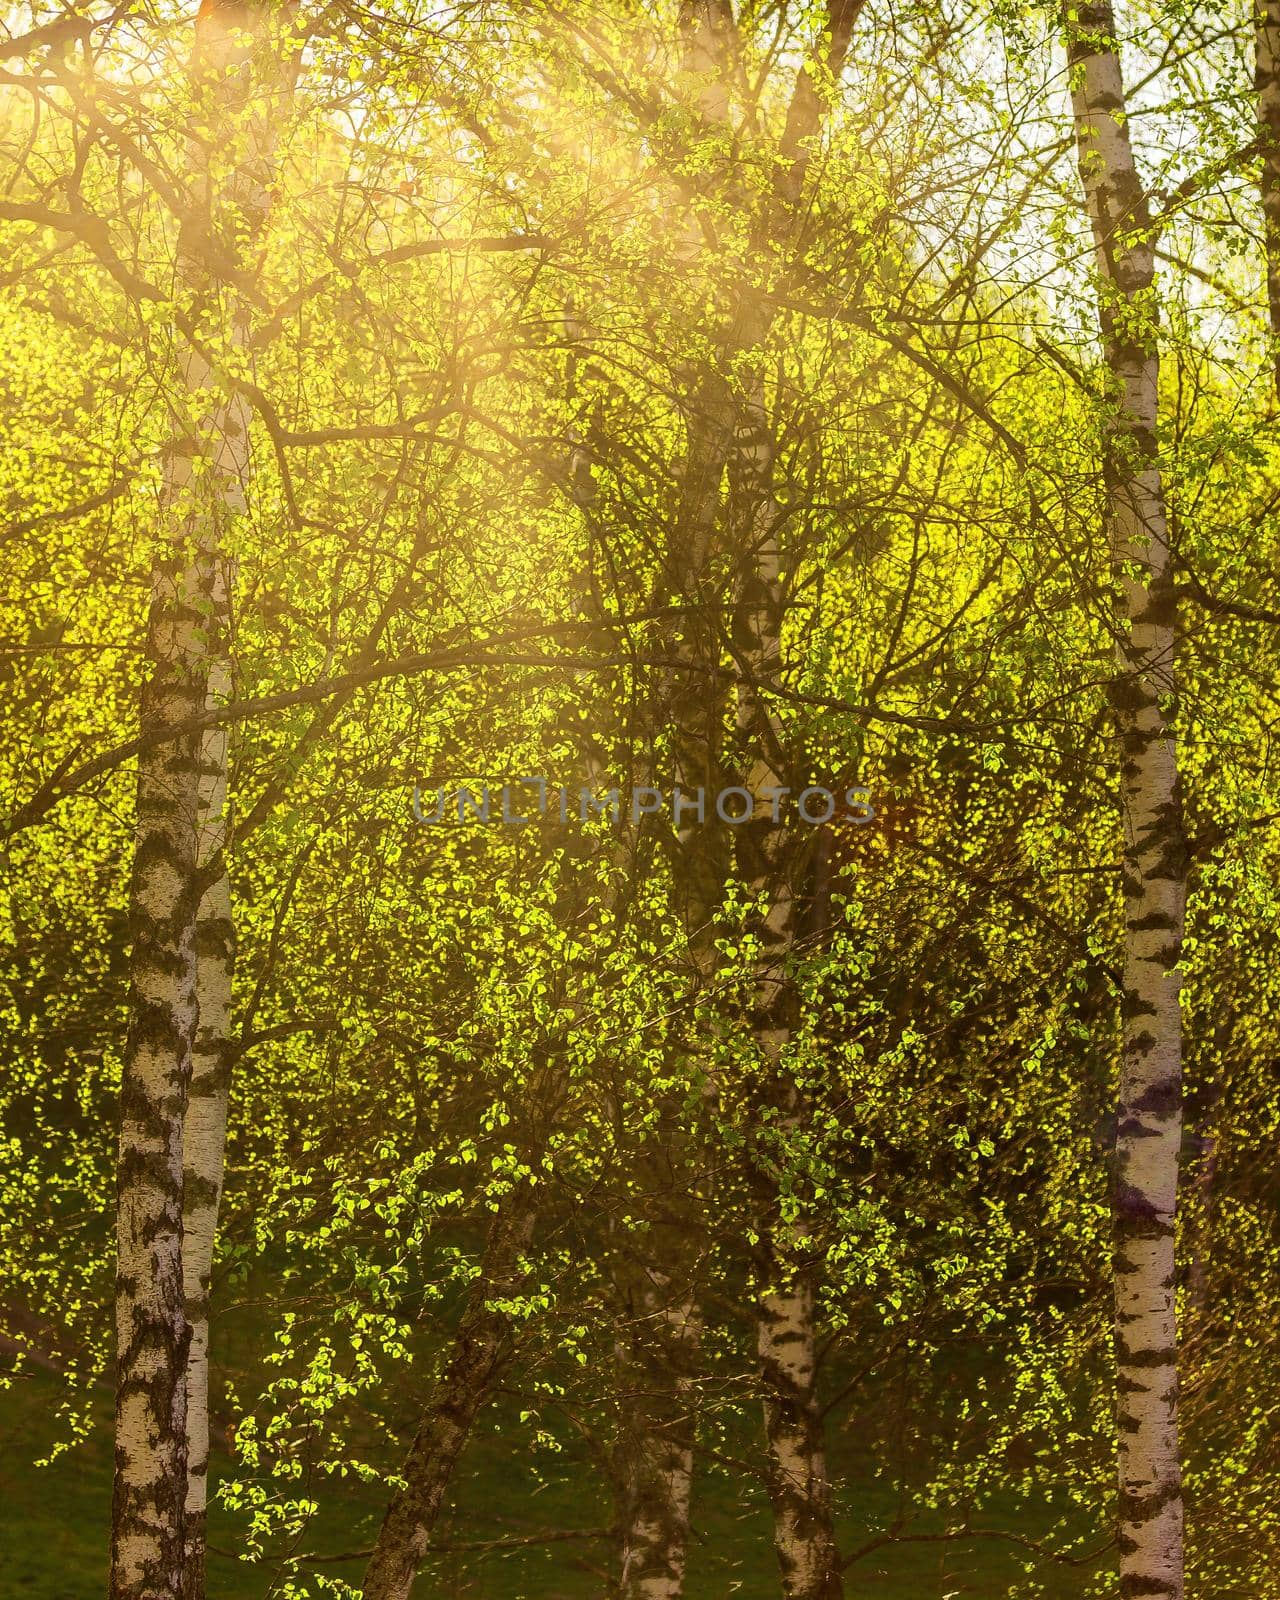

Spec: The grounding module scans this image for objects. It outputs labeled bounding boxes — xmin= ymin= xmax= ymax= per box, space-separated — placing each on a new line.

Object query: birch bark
xmin=110 ymin=364 xmax=209 ymax=1600
xmin=613 ymin=1208 xmax=705 ymax=1600
xmin=110 ymin=9 xmax=294 ymax=1596
xmin=1063 ymin=7 xmax=1187 ymax=1596
xmin=611 ymin=13 xmax=740 ymax=1592
xmin=181 ymin=10 xmax=295 ymax=1593
xmin=727 ymin=7 xmax=863 ymax=1592
xmin=617 ymin=9 xmax=864 ymax=1591
xmin=1256 ymin=1 xmax=1280 ymax=397
xmin=732 ymin=377 xmax=843 ymax=1600
xmin=180 ymin=569 xmax=235 ymax=1600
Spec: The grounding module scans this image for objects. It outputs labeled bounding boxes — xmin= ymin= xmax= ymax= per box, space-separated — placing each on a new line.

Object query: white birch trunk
xmin=1063 ymin=8 xmax=1186 ymax=1596
xmin=110 ymin=460 xmax=208 ymax=1600
xmin=611 ymin=11 xmax=742 ymax=1590
xmin=728 ymin=6 xmax=864 ymax=1588
xmin=181 ymin=596 xmax=235 ymax=1597
xmin=176 ymin=8 xmax=295 ymax=1584
xmin=1256 ymin=0 xmax=1280 ymax=398
xmin=733 ymin=395 xmax=843 ymax=1599
xmin=614 ymin=1209 xmax=705 ymax=1600
xmin=620 ymin=5 xmax=864 ymax=1587
xmin=755 ymin=1233 xmax=841 ymax=1600
xmin=110 ymin=10 xmax=293 ymax=1597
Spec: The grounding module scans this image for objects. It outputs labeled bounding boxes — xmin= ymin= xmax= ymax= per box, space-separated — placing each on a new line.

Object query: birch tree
xmin=177 ymin=7 xmax=297 ymax=1592
xmin=103 ymin=4 xmax=301 ymax=1593
xmin=1257 ymin=0 xmax=1280 ymax=396
xmin=611 ymin=8 xmax=866 ymax=1588
xmin=717 ymin=6 xmax=865 ymax=1592
xmin=607 ymin=11 xmax=737 ymax=1592
xmin=1062 ymin=5 xmax=1187 ymax=1595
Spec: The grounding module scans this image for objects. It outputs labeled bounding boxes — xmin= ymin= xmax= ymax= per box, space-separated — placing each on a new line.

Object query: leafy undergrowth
xmin=0 ymin=1361 xmax=1095 ymax=1599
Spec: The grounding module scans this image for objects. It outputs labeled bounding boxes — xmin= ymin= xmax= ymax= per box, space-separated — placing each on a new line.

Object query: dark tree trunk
xmin=359 ymin=1195 xmax=538 ymax=1600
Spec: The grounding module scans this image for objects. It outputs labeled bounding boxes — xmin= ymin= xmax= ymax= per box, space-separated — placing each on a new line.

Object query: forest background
xmin=2 ymin=3 xmax=1279 ymax=1599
